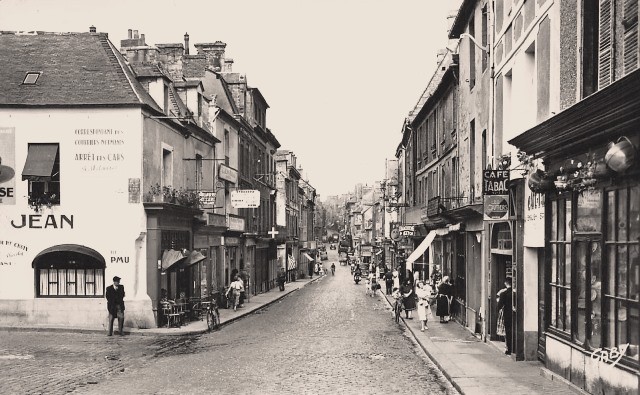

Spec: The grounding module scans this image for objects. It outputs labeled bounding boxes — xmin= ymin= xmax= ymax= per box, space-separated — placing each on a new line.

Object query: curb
xmin=379 ymin=293 xmax=465 ymax=395
xmin=0 ymin=277 xmax=323 ymax=337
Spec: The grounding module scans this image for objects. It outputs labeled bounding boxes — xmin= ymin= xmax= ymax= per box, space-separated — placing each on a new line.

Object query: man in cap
xmin=106 ymin=276 xmax=125 ymax=336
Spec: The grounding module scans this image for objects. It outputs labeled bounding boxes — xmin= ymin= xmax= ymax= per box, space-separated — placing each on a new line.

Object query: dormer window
xmin=22 ymin=72 xmax=41 ymax=85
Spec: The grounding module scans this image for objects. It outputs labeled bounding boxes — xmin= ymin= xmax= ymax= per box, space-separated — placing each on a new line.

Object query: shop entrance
xmin=489 ymin=222 xmax=513 ymax=349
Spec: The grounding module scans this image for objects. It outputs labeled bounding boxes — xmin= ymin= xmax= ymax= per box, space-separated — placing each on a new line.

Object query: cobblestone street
xmin=0 ymin=259 xmax=457 ymax=394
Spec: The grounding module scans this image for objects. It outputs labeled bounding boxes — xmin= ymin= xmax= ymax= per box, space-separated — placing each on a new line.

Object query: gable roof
xmin=0 ymin=31 xmax=160 ymax=111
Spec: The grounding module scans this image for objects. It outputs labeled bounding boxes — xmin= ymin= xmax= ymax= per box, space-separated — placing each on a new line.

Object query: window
xmin=482 ymin=5 xmax=488 ymax=71
xmin=598 ymin=0 xmax=640 ymax=90
xmin=603 ymin=186 xmax=639 ymax=361
xmin=22 ymin=143 xmax=60 ymax=207
xmin=38 ymin=268 xmax=104 ymax=297
xmin=547 ymin=185 xmax=639 ymax=364
xmin=162 ymin=147 xmax=173 ymax=188
xmin=469 ymin=15 xmax=476 ymax=88
xmin=469 ymin=119 xmax=476 ymax=200
xmin=34 ymin=245 xmax=105 ymax=297
xmin=549 ymin=197 xmax=572 ymax=334
xmin=195 ymin=154 xmax=203 ymax=191
xmin=163 ymin=83 xmax=170 ymax=114
xmin=582 ymin=0 xmax=599 ymax=97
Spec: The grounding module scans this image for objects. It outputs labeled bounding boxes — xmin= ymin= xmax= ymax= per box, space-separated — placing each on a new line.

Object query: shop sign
xmin=231 ymin=190 xmax=260 ymax=208
xmin=484 ymin=195 xmax=509 ymax=221
xmin=226 ymin=215 xmax=245 ymax=232
xmin=426 ymin=196 xmax=441 ymax=217
xmin=390 ymin=228 xmax=401 ymax=241
xmin=218 ymin=164 xmax=238 ymax=184
xmin=483 ymin=170 xmax=510 ymax=195
xmin=225 ymin=237 xmax=240 ymax=246
xmin=399 ymin=225 xmax=415 ymax=237
xmin=0 ymin=127 xmax=16 ymax=205
xmin=524 ymin=186 xmax=545 ymax=247
xmin=198 ymin=191 xmax=217 ymax=206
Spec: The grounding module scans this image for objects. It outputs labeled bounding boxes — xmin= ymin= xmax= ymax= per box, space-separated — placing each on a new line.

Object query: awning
xmin=185 ymin=250 xmax=206 ymax=266
xmin=32 ymin=244 xmax=106 ymax=269
xmin=161 ymin=249 xmax=187 ymax=271
xmin=405 ymin=231 xmax=437 ymax=268
xmin=303 ymin=252 xmax=315 ymax=261
xmin=22 ymin=144 xmax=58 ymax=181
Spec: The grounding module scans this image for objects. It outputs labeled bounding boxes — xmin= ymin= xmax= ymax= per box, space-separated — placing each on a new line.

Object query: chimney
xmin=184 ymin=33 xmax=190 ymax=55
xmin=89 ymin=25 xmax=96 ymax=33
xmin=128 ymin=29 xmax=132 ymax=39
xmin=133 ymin=30 xmax=139 ymax=39
xmin=194 ymin=41 xmax=227 ymax=71
xmin=223 ymin=58 xmax=234 ymax=72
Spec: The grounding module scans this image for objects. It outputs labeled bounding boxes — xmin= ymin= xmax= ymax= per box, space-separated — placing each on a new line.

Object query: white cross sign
xmin=268 ymin=227 xmax=279 ymax=238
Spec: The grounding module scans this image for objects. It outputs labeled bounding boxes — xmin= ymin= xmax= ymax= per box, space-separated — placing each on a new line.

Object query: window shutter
xmin=623 ymin=0 xmax=639 ymax=75
xmin=598 ymin=0 xmax=614 ymax=89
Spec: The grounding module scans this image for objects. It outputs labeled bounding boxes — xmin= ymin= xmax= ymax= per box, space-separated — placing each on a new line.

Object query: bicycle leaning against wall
xmin=202 ymin=298 xmax=220 ymax=331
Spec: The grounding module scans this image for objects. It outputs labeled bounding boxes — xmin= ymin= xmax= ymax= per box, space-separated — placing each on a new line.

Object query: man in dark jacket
xmin=497 ymin=277 xmax=513 ymax=354
xmin=106 ymin=276 xmax=125 ymax=336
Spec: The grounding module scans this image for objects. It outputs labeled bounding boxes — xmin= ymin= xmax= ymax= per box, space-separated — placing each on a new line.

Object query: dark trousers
xmin=385 ymin=280 xmax=393 ymax=295
xmin=278 ymin=280 xmax=285 ymax=291
xmin=108 ymin=305 xmax=124 ymax=335
xmin=504 ymin=320 xmax=513 ymax=352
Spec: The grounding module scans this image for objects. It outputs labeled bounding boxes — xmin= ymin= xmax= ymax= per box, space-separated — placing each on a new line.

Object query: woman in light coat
xmin=415 ymin=281 xmax=433 ymax=331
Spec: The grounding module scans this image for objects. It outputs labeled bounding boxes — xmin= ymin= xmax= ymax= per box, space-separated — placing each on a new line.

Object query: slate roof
xmin=0 ymin=31 xmax=161 ymax=112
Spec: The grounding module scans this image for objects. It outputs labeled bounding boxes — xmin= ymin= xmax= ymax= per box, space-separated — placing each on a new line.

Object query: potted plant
xmin=145 ymin=183 xmax=163 ymax=203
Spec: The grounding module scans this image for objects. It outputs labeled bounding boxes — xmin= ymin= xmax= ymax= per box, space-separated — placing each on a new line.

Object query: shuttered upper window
xmin=598 ymin=0 xmax=639 ymax=91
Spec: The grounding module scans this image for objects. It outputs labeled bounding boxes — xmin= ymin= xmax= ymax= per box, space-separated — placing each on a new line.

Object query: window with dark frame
xmin=469 ymin=15 xmax=476 ymax=89
xmin=37 ymin=268 xmax=104 ymax=297
xmin=25 ymin=143 xmax=61 ymax=207
xmin=547 ymin=186 xmax=639 ymax=365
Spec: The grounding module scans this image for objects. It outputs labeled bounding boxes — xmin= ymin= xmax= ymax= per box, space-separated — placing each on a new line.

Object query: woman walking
xmin=436 ymin=276 xmax=453 ymax=323
xmin=401 ymin=279 xmax=416 ymax=319
xmin=415 ymin=281 xmax=433 ymax=331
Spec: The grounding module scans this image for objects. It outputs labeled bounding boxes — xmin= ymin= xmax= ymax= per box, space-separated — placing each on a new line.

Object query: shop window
xmin=22 ymin=143 xmax=61 ymax=207
xmin=162 ymin=147 xmax=173 ymax=188
xmin=549 ymin=197 xmax=572 ymax=334
xmin=33 ymin=245 xmax=105 ymax=297
xmin=603 ymin=186 xmax=639 ymax=362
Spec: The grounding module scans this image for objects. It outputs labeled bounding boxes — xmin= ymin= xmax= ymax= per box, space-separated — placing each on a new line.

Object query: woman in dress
xmin=401 ymin=279 xmax=416 ymax=319
xmin=436 ymin=276 xmax=453 ymax=323
xmin=392 ymin=267 xmax=400 ymax=290
xmin=415 ymin=281 xmax=433 ymax=331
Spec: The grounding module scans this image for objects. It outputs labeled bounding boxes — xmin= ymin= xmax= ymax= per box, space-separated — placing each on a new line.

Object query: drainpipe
xmin=482 ymin=0 xmax=496 ymax=344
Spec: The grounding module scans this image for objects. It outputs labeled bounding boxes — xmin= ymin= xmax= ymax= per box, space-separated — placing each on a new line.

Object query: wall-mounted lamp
xmin=605 ymin=136 xmax=636 ymax=173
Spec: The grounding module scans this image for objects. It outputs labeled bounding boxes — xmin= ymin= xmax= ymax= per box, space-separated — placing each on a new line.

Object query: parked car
xmin=329 ymin=243 xmax=336 ymax=250
xmin=320 ymin=250 xmax=328 ymax=260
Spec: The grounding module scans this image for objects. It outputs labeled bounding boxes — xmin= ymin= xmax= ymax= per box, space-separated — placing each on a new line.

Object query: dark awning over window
xmin=32 ymin=244 xmax=106 ymax=269
xmin=22 ymin=144 xmax=58 ymax=181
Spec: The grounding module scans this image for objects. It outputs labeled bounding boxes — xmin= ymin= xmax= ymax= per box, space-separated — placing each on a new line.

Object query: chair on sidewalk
xmin=160 ymin=301 xmax=181 ymax=328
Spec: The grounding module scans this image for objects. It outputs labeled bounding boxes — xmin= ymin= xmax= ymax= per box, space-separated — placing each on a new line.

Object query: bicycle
xmin=203 ymin=299 xmax=220 ymax=331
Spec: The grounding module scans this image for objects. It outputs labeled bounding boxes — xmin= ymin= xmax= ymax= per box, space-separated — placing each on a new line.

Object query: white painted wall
xmin=0 ymin=107 xmax=148 ymax=320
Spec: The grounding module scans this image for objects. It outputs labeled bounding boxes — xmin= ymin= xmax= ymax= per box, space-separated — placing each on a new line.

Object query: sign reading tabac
xmin=483 ymin=169 xmax=510 ymax=195
xmin=231 ymin=190 xmax=260 ymax=208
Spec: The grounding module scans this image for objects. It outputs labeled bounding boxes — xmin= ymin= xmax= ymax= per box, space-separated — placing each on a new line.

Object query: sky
xmin=0 ymin=0 xmax=459 ymax=199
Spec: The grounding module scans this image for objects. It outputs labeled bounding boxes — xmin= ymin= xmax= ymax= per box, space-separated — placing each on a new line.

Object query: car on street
xmin=320 ymin=250 xmax=328 ymax=260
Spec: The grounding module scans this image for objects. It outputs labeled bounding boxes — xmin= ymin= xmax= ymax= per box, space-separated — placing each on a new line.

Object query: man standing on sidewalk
xmin=106 ymin=276 xmax=125 ymax=336
xmin=497 ymin=277 xmax=513 ymax=355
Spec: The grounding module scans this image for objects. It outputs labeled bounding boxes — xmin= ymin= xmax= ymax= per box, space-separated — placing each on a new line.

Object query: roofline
xmin=448 ymin=0 xmax=476 ymax=39
xmin=410 ymin=65 xmax=458 ymax=126
xmin=249 ymin=87 xmax=270 ymax=108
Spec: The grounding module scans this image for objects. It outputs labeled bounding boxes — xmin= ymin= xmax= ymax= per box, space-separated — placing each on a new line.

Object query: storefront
xmin=510 ymin=71 xmax=640 ymax=393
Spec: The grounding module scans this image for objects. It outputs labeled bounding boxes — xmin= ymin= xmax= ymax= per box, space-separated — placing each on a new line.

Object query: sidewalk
xmin=0 ymin=276 xmax=321 ymax=336
xmin=379 ymin=292 xmax=587 ymax=395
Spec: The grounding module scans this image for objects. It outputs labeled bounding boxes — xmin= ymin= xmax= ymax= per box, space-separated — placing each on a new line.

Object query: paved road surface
xmin=0 ymin=251 xmax=457 ymax=395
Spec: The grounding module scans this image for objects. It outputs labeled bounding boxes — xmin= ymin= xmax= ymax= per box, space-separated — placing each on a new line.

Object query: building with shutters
xmin=509 ymin=1 xmax=639 ymax=392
